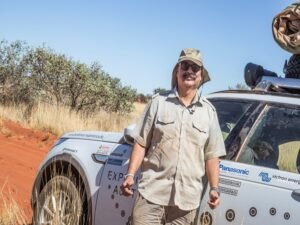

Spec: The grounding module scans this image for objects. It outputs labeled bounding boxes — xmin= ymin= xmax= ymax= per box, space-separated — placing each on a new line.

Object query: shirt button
xmin=168 ymin=176 xmax=174 ymax=181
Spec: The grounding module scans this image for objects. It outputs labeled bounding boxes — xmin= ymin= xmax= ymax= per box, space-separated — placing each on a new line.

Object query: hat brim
xmin=171 ymin=59 xmax=211 ymax=89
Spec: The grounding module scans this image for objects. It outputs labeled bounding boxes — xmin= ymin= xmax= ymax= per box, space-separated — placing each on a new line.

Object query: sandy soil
xmin=0 ymin=120 xmax=57 ymax=221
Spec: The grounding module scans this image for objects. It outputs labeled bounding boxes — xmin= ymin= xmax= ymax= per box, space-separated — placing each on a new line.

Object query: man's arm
xmin=205 ymin=157 xmax=220 ymax=209
xmin=121 ymin=142 xmax=146 ymax=196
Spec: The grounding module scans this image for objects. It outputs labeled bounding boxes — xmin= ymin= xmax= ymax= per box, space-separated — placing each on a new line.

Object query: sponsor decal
xmin=225 ymin=209 xmax=235 ymax=222
xmin=97 ymin=144 xmax=112 ymax=155
xmin=107 ymin=170 xmax=125 ymax=182
xmin=272 ymin=174 xmax=300 ymax=185
xmin=269 ymin=207 xmax=276 ymax=216
xmin=99 ymin=144 xmax=110 ymax=151
xmin=219 ymin=164 xmax=249 ymax=175
xmin=106 ymin=170 xmax=139 ymax=199
xmin=219 ymin=186 xmax=238 ymax=196
xmin=200 ymin=212 xmax=212 ymax=225
xmin=259 ymin=172 xmax=272 ymax=182
xmin=107 ymin=158 xmax=123 ymax=166
xmin=219 ymin=178 xmax=241 ymax=188
xmin=69 ymin=133 xmax=104 ymax=139
xmin=249 ymin=207 xmax=257 ymax=217
xmin=272 ymin=174 xmax=288 ymax=183
xmin=287 ymin=178 xmax=300 ymax=185
xmin=111 ymin=152 xmax=124 ymax=157
xmin=259 ymin=172 xmax=300 ymax=185
xmin=284 ymin=212 xmax=290 ymax=220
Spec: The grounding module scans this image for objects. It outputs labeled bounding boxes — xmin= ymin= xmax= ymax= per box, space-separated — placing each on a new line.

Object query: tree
xmin=24 ymin=46 xmax=72 ymax=105
xmin=153 ymin=87 xmax=167 ymax=94
xmin=136 ymin=93 xmax=149 ymax=103
xmin=0 ymin=40 xmax=137 ymax=114
xmin=0 ymin=40 xmax=33 ymax=105
xmin=228 ymin=83 xmax=249 ymax=90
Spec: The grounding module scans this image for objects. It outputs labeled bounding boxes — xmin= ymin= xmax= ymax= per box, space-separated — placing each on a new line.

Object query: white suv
xmin=31 ymin=63 xmax=300 ymax=225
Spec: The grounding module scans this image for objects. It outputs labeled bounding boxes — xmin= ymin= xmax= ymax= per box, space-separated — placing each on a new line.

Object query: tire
xmin=284 ymin=54 xmax=300 ymax=79
xmin=33 ymin=175 xmax=83 ymax=225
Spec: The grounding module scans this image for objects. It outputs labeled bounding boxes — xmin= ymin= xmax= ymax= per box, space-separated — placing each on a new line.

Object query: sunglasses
xmin=180 ymin=61 xmax=202 ymax=73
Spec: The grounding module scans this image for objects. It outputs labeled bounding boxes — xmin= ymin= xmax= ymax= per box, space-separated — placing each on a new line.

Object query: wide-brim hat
xmin=171 ymin=48 xmax=211 ymax=89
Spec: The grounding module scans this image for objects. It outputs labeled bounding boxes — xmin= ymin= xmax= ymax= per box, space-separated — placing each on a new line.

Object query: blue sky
xmin=1 ymin=0 xmax=295 ymax=95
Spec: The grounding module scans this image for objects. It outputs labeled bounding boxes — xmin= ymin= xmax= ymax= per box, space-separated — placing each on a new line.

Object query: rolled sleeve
xmin=132 ymin=98 xmax=157 ymax=148
xmin=204 ymin=110 xmax=226 ymax=160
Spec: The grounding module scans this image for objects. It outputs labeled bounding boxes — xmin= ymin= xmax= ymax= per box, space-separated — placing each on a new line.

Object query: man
xmin=122 ymin=48 xmax=226 ymax=225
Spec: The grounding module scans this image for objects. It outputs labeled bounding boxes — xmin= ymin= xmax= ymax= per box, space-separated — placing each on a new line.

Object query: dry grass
xmin=278 ymin=141 xmax=300 ymax=173
xmin=0 ymin=101 xmax=146 ymax=225
xmin=0 ymin=182 xmax=28 ymax=225
xmin=0 ymin=102 xmax=146 ymax=136
xmin=32 ymin=159 xmax=88 ymax=225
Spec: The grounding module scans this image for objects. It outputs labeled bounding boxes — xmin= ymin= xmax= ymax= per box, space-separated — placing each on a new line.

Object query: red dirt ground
xmin=0 ymin=120 xmax=57 ymax=221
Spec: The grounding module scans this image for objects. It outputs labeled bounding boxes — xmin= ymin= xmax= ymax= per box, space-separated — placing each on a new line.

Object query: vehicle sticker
xmin=107 ymin=170 xmax=125 ymax=181
xmin=284 ymin=212 xmax=290 ymax=220
xmin=249 ymin=207 xmax=257 ymax=217
xmin=219 ymin=178 xmax=241 ymax=188
xmin=111 ymin=152 xmax=124 ymax=157
xmin=270 ymin=207 xmax=276 ymax=216
xmin=225 ymin=209 xmax=235 ymax=222
xmin=219 ymin=164 xmax=249 ymax=175
xmin=272 ymin=174 xmax=288 ymax=183
xmin=258 ymin=171 xmax=300 ymax=185
xmin=199 ymin=211 xmax=212 ymax=225
xmin=259 ymin=172 xmax=272 ymax=182
xmin=68 ymin=133 xmax=104 ymax=139
xmin=107 ymin=158 xmax=123 ymax=166
xmin=219 ymin=186 xmax=238 ymax=196
xmin=109 ymin=184 xmax=137 ymax=199
xmin=286 ymin=178 xmax=300 ymax=185
xmin=97 ymin=144 xmax=112 ymax=155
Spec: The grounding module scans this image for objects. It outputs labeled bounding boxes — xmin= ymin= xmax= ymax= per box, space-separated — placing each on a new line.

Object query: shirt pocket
xmin=189 ymin=120 xmax=209 ymax=147
xmin=154 ymin=114 xmax=176 ymax=140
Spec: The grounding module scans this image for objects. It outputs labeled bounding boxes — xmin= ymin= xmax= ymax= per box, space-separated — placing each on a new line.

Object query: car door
xmin=94 ymin=143 xmax=139 ymax=225
xmin=198 ymin=103 xmax=300 ymax=225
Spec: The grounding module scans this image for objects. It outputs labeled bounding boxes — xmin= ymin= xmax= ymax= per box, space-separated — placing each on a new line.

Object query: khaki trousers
xmin=132 ymin=193 xmax=197 ymax=225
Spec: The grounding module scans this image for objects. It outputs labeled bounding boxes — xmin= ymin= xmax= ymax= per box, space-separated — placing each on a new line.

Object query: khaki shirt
xmin=132 ymin=89 xmax=226 ymax=210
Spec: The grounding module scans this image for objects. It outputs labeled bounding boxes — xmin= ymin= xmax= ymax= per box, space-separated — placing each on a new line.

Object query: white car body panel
xmin=32 ymin=91 xmax=300 ymax=225
xmin=207 ymin=92 xmax=300 ymax=105
xmin=198 ymin=160 xmax=300 ymax=225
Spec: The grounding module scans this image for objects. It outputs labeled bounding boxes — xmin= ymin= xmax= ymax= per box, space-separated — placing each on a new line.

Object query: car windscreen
xmin=209 ymin=100 xmax=252 ymax=141
xmin=237 ymin=105 xmax=300 ymax=173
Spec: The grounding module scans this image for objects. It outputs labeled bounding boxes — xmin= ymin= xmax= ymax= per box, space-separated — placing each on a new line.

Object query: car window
xmin=210 ymin=100 xmax=252 ymax=141
xmin=237 ymin=105 xmax=300 ymax=173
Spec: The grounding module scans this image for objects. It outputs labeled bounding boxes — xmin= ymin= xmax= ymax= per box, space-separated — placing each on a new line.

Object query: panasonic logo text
xmin=219 ymin=164 xmax=249 ymax=175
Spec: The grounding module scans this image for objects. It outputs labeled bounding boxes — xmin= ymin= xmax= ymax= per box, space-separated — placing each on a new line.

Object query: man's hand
xmin=207 ymin=189 xmax=220 ymax=209
xmin=205 ymin=157 xmax=221 ymax=209
xmin=121 ymin=142 xmax=145 ymax=197
xmin=121 ymin=176 xmax=135 ymax=196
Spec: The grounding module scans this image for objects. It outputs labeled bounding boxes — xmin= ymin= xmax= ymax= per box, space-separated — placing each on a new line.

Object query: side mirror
xmin=123 ymin=124 xmax=136 ymax=146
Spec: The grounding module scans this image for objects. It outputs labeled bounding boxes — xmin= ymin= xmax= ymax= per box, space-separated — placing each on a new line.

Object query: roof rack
xmin=244 ymin=63 xmax=300 ymax=94
xmin=255 ymin=76 xmax=300 ymax=93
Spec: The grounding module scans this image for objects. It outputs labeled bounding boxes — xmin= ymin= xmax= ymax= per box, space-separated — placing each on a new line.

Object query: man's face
xmin=176 ymin=60 xmax=202 ymax=90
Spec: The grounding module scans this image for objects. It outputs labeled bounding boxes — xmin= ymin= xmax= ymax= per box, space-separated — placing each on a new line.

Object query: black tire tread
xmin=284 ymin=54 xmax=300 ymax=79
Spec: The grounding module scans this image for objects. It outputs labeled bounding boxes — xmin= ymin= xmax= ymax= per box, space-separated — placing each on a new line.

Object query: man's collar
xmin=168 ymin=87 xmax=203 ymax=106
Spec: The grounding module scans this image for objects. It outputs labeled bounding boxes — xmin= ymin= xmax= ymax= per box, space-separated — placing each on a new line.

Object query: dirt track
xmin=0 ymin=120 xmax=57 ymax=220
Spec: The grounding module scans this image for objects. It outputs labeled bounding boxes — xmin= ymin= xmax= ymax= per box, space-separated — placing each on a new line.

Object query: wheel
xmin=33 ymin=175 xmax=83 ymax=225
